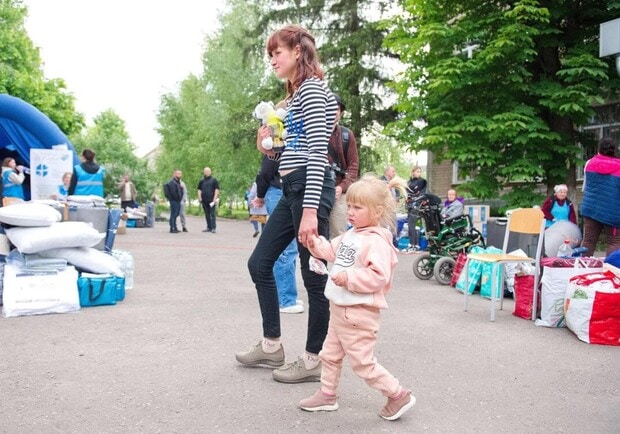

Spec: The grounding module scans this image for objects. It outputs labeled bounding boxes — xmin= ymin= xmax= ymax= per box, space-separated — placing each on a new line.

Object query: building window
xmin=579 ymin=102 xmax=620 ymax=179
xmin=452 ymin=161 xmax=474 ymax=184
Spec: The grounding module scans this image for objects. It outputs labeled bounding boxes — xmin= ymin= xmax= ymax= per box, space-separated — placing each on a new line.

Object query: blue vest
xmin=545 ymin=199 xmax=570 ymax=228
xmin=74 ymin=165 xmax=105 ymax=197
xmin=2 ymin=170 xmax=24 ymax=199
xmin=58 ymin=184 xmax=69 ymax=197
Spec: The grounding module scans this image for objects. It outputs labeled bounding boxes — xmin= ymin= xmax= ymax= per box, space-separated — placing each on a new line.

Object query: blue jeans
xmin=265 ymin=186 xmax=299 ymax=308
xmin=247 ymin=168 xmax=335 ymax=354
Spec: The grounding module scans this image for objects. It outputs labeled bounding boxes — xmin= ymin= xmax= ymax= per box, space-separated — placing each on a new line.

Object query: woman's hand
xmin=256 ymin=125 xmax=276 ymax=158
xmin=297 ymin=208 xmax=318 ymax=248
xmin=335 ymin=185 xmax=343 ymax=200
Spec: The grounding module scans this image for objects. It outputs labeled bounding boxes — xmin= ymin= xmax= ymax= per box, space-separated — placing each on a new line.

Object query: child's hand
xmin=307 ymin=234 xmax=321 ymax=249
xmin=331 ymin=271 xmax=348 ymax=287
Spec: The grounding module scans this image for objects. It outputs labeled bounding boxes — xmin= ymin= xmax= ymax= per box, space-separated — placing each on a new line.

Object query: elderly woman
xmin=541 ymin=184 xmax=577 ymax=228
xmin=441 ymin=189 xmax=464 ymax=220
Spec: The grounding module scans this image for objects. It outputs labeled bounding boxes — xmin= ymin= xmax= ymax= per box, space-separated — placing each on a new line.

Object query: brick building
xmin=425 ymin=100 xmax=620 ymax=213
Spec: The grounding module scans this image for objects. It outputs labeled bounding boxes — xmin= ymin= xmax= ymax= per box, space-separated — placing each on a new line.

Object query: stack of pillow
xmin=0 ymin=203 xmax=122 ymax=275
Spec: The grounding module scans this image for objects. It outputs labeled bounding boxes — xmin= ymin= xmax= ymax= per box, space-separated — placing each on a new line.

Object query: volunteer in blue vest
xmin=68 ymin=148 xmax=106 ymax=197
xmin=1 ymin=157 xmax=26 ymax=205
xmin=541 ymin=184 xmax=577 ymax=228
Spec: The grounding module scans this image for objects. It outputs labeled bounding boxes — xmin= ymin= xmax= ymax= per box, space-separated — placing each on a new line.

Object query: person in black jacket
xmin=197 ymin=167 xmax=220 ymax=233
xmin=405 ymin=166 xmax=427 ymax=252
xmin=163 ymin=169 xmax=183 ymax=233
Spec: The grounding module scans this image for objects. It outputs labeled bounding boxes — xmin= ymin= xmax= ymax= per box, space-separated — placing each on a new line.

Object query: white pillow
xmin=38 ymin=247 xmax=123 ymax=275
xmin=0 ymin=203 xmax=62 ymax=227
xmin=5 ymin=221 xmax=105 ymax=254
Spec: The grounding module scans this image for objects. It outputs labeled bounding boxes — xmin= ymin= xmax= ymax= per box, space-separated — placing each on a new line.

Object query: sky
xmin=23 ymin=0 xmax=228 ymax=157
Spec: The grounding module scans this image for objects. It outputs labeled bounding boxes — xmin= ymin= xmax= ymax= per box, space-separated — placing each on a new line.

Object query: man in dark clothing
xmin=327 ymin=94 xmax=359 ymax=238
xmin=197 ymin=167 xmax=220 ymax=233
xmin=163 ymin=169 xmax=183 ymax=233
xmin=68 ymin=148 xmax=106 ymax=197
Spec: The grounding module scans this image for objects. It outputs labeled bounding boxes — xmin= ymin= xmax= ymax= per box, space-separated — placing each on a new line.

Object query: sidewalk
xmin=0 ymin=215 xmax=617 ymax=433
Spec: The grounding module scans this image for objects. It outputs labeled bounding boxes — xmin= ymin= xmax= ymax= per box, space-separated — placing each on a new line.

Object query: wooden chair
xmin=463 ymin=208 xmax=545 ymax=321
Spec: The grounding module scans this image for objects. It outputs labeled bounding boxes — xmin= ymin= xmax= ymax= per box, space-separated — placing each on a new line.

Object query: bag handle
xmin=89 ymin=279 xmax=107 ymax=302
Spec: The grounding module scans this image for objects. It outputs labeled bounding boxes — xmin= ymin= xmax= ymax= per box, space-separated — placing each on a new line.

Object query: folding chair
xmin=463 ymin=208 xmax=545 ymax=321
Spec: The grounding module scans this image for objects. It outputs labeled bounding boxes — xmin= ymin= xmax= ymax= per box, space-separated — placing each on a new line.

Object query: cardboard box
xmin=466 ymin=205 xmax=490 ymax=223
xmin=52 ymin=206 xmax=109 ymax=250
xmin=472 ymin=221 xmax=488 ymax=239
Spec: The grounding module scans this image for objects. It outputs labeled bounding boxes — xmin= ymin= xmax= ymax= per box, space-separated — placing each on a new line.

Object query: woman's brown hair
xmin=266 ymin=25 xmax=324 ymax=97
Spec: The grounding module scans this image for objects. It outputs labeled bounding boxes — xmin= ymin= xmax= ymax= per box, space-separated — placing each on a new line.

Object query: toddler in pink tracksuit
xmin=300 ymin=174 xmax=415 ymax=421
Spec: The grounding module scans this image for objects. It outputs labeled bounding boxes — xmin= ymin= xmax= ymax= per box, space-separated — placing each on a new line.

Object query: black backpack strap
xmin=341 ymin=126 xmax=350 ymax=156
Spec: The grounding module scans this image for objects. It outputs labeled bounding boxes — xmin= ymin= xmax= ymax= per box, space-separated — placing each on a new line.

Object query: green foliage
xmin=257 ymin=0 xmax=400 ymax=174
xmin=0 ymin=0 xmax=84 ymax=135
xmin=385 ymin=0 xmax=620 ymax=207
xmin=500 ymin=183 xmax=545 ymax=212
xmin=156 ymin=1 xmax=271 ymax=206
xmin=71 ymin=110 xmax=155 ymax=203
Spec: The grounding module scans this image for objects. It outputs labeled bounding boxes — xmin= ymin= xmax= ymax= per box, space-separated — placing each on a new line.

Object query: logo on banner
xmin=35 ymin=163 xmax=49 ymax=177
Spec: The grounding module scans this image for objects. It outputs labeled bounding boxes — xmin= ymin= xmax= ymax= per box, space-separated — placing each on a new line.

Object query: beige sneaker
xmin=299 ymin=389 xmax=338 ymax=412
xmin=272 ymin=357 xmax=321 ymax=383
xmin=379 ymin=390 xmax=416 ymax=421
xmin=235 ymin=341 xmax=285 ymax=367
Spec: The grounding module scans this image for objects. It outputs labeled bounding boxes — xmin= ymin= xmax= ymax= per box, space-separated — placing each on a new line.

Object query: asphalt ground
xmin=0 ymin=215 xmax=618 ymax=433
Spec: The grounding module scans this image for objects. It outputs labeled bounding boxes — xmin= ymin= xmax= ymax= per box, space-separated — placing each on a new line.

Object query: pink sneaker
xmin=299 ymin=390 xmax=338 ymax=412
xmin=379 ymin=390 xmax=416 ymax=421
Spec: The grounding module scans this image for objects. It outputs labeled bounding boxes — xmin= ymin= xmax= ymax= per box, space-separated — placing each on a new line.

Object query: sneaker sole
xmin=380 ymin=395 xmax=416 ymax=421
xmin=279 ymin=307 xmax=304 ymax=314
xmin=300 ymin=402 xmax=339 ymax=412
xmin=235 ymin=356 xmax=285 ymax=368
xmin=272 ymin=373 xmax=321 ymax=384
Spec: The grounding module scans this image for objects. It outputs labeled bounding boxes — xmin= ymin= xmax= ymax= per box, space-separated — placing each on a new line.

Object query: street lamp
xmin=600 ymin=18 xmax=620 ymax=75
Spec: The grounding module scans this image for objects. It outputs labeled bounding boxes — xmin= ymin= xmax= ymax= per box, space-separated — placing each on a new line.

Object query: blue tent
xmin=0 ymin=94 xmax=80 ymax=200
xmin=0 ymin=94 xmax=79 ymax=167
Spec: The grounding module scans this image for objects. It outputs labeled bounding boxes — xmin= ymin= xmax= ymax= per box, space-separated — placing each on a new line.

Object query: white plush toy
xmin=253 ymin=101 xmax=287 ymax=150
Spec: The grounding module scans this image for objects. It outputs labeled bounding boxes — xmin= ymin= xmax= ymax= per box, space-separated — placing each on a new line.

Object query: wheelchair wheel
xmin=412 ymin=252 xmax=433 ymax=280
xmin=433 ymin=256 xmax=456 ymax=285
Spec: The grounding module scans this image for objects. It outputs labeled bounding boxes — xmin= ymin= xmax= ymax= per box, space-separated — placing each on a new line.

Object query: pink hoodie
xmin=309 ymin=226 xmax=398 ymax=308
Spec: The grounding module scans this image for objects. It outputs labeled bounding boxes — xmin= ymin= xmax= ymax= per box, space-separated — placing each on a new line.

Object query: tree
xmin=385 ymin=0 xmax=620 ymax=207
xmin=0 ymin=0 xmax=83 ymax=135
xmin=157 ymin=0 xmax=273 ymax=207
xmin=72 ymin=110 xmax=154 ymax=203
xmin=257 ymin=0 xmax=400 ymax=174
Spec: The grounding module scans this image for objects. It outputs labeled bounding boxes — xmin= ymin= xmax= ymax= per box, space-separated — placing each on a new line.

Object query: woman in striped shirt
xmin=236 ymin=25 xmax=338 ymax=384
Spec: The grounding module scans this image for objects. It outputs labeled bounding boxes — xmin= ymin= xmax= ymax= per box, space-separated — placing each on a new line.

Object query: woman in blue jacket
xmin=580 ymin=137 xmax=620 ymax=256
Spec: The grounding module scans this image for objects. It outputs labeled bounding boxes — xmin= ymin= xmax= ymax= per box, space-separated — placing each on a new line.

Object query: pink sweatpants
xmin=319 ymin=303 xmax=402 ymax=397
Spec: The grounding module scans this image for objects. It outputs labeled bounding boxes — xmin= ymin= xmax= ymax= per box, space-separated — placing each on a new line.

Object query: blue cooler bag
xmin=78 ymin=273 xmax=125 ymax=307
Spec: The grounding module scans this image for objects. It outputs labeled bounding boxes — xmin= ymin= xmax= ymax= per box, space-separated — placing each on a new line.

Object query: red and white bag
xmin=564 ymin=270 xmax=620 ymax=346
xmin=536 ymin=258 xmax=604 ymax=328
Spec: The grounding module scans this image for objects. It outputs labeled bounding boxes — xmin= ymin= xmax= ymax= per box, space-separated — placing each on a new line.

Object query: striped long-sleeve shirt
xmin=278 ymin=78 xmax=337 ymax=209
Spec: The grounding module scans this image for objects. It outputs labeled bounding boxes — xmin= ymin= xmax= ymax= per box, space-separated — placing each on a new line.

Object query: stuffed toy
xmin=253 ymin=101 xmax=288 ymax=151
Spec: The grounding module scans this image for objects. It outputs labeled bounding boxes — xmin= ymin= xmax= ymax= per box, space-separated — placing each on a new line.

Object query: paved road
xmin=1 ymin=215 xmax=618 ymax=433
